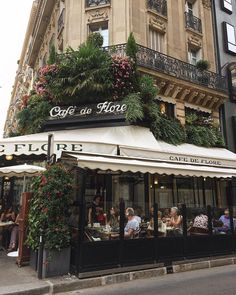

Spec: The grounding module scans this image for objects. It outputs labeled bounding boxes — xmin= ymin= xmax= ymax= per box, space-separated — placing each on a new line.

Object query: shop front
xmin=1 ymin=125 xmax=236 ymax=277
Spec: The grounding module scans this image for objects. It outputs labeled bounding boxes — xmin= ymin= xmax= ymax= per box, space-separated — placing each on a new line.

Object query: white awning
xmin=67 ymin=154 xmax=236 ymax=178
xmin=1 ymin=125 xmax=236 ymax=170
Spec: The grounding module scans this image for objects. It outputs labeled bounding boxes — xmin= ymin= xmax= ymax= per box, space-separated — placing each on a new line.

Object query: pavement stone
xmin=1 ymin=250 xmax=236 ymax=295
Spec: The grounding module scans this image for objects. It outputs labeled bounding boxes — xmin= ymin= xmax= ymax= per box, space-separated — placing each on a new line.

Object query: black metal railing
xmin=103 ymin=44 xmax=227 ymax=91
xmin=185 ymin=12 xmax=202 ymax=33
xmin=85 ymin=0 xmax=111 ymax=7
xmin=147 ymin=0 xmax=167 ymax=17
xmin=58 ymin=8 xmax=65 ymax=34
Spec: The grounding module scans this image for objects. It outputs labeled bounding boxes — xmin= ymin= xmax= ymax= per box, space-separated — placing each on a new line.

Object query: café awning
xmin=1 ymin=125 xmax=236 ymax=170
xmin=66 ymin=153 xmax=236 ymax=178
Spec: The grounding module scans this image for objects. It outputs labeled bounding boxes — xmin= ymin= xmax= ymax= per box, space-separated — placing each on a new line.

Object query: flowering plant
xmin=34 ymin=64 xmax=59 ymax=98
xmin=111 ymin=55 xmax=135 ymax=99
xmin=26 ymin=164 xmax=73 ymax=251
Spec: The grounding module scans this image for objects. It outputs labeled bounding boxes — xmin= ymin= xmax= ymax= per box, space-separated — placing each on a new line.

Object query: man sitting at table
xmin=124 ymin=208 xmax=140 ymax=239
xmin=218 ymin=208 xmax=236 ymax=233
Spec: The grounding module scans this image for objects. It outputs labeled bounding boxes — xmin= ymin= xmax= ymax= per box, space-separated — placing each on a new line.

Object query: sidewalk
xmin=0 ymin=250 xmax=236 ymax=295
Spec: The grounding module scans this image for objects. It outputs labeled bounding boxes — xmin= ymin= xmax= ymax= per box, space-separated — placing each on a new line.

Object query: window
xmin=223 ymin=22 xmax=236 ymax=55
xmin=188 ymin=48 xmax=201 ymax=65
xmin=149 ymin=28 xmax=165 ymax=53
xmin=186 ymin=1 xmax=193 ymax=15
xmin=221 ymin=0 xmax=233 ymax=14
xmin=89 ymin=22 xmax=109 ymax=47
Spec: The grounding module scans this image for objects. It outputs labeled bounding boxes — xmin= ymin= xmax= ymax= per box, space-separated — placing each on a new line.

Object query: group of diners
xmin=86 ymin=195 xmax=235 ymax=239
xmin=0 ymin=206 xmax=20 ymax=252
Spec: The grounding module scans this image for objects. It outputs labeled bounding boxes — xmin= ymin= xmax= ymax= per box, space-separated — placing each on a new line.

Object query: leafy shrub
xmin=151 ymin=115 xmax=186 ymax=145
xmin=139 ymin=75 xmax=158 ymax=103
xmin=126 ymin=32 xmax=138 ymax=62
xmin=123 ymin=93 xmax=144 ymax=123
xmin=26 ymin=164 xmax=73 ymax=251
xmin=17 ymin=95 xmax=52 ymax=134
xmin=87 ymin=32 xmax=104 ymax=48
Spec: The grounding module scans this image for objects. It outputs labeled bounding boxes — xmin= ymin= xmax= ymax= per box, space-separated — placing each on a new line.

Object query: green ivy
xmin=26 ymin=164 xmax=73 ymax=251
xmin=17 ymin=95 xmax=52 ymax=135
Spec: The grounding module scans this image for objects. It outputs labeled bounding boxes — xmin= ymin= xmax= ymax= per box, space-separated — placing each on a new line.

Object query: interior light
xmin=5 ymin=155 xmax=13 ymax=161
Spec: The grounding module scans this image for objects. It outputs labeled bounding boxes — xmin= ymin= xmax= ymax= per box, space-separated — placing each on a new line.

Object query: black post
xmin=153 ymin=203 xmax=158 ymax=238
xmin=207 ymin=205 xmax=213 ymax=235
xmin=37 ymin=235 xmax=43 ymax=279
xmin=153 ymin=202 xmax=158 ymax=263
xmin=77 ymin=168 xmax=86 ymax=274
xmin=47 ymin=134 xmax=53 ymax=165
xmin=119 ymin=199 xmax=125 ymax=266
xmin=181 ymin=204 xmax=187 ymax=237
xmin=229 ymin=206 xmax=234 ymax=235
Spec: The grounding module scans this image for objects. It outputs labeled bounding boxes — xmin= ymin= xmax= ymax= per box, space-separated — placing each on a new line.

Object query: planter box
xmin=42 ymin=247 xmax=71 ymax=278
xmin=29 ymin=249 xmax=38 ymax=271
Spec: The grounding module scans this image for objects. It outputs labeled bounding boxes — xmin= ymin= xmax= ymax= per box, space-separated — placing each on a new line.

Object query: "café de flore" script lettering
xmin=50 ymin=101 xmax=127 ymax=119
xmin=169 ymin=155 xmax=222 ymax=166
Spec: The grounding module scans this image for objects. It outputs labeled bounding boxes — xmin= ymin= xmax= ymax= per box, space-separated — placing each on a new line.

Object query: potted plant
xmin=196 ymin=60 xmax=210 ymax=85
xmin=26 ymin=164 xmax=73 ymax=278
xmin=196 ymin=59 xmax=210 ymax=71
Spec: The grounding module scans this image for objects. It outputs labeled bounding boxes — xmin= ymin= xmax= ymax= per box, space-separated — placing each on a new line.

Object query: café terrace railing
xmin=185 ymin=12 xmax=202 ymax=33
xmin=103 ymin=44 xmax=227 ymax=91
xmin=85 ymin=0 xmax=111 ymax=7
xmin=147 ymin=0 xmax=167 ymax=17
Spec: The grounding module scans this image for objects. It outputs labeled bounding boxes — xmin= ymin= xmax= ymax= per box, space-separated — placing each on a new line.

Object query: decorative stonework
xmin=188 ymin=34 xmax=202 ymax=49
xmin=149 ymin=16 xmax=166 ymax=33
xmin=202 ymin=0 xmax=211 ymax=9
xmin=87 ymin=9 xmax=109 ymax=23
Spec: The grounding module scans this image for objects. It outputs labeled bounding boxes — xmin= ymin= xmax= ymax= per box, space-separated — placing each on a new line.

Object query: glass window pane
xmin=226 ymin=23 xmax=236 ymax=45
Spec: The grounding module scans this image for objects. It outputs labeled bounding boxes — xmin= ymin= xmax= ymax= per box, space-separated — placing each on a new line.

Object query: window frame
xmin=220 ymin=0 xmax=233 ymax=14
xmin=223 ymin=22 xmax=236 ymax=55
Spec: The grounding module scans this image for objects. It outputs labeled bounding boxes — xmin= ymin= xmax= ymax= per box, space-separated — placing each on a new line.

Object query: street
xmin=59 ymin=265 xmax=236 ymax=295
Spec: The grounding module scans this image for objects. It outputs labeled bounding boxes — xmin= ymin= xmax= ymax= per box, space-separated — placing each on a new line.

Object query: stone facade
xmin=4 ymin=0 xmax=228 ymax=136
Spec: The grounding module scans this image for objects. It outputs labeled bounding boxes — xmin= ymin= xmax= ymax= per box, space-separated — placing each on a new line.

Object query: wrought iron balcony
xmin=185 ymin=12 xmax=202 ymax=33
xmin=147 ymin=0 xmax=167 ymax=17
xmin=85 ymin=0 xmax=111 ymax=8
xmin=58 ymin=8 xmax=65 ymax=35
xmin=104 ymin=44 xmax=227 ymax=91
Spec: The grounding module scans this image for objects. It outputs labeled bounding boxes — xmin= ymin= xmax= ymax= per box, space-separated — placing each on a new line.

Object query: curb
xmin=1 ymin=255 xmax=236 ymax=295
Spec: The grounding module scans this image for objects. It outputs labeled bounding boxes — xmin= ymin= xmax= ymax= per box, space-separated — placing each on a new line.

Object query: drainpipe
xmin=212 ymin=2 xmax=222 ymax=75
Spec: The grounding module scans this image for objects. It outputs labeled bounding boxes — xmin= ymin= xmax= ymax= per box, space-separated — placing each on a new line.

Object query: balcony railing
xmin=103 ymin=44 xmax=227 ymax=91
xmin=58 ymin=8 xmax=65 ymax=35
xmin=185 ymin=12 xmax=202 ymax=33
xmin=85 ymin=0 xmax=111 ymax=7
xmin=147 ymin=0 xmax=167 ymax=17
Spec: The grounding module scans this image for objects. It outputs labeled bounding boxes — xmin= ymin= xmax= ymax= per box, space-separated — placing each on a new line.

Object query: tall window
xmin=186 ymin=1 xmax=193 ymax=15
xmin=188 ymin=48 xmax=201 ymax=65
xmin=221 ymin=0 xmax=233 ymax=14
xmin=223 ymin=22 xmax=236 ymax=55
xmin=89 ymin=22 xmax=109 ymax=47
xmin=149 ymin=28 xmax=165 ymax=53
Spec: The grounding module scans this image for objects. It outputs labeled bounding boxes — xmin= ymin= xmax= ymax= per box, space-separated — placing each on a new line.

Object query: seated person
xmin=148 ymin=211 xmax=166 ymax=236
xmin=0 ymin=206 xmax=16 ymax=222
xmin=108 ymin=207 xmax=119 ymax=229
xmin=97 ymin=208 xmax=107 ymax=226
xmin=167 ymin=207 xmax=183 ymax=236
xmin=124 ymin=207 xmax=140 ymax=238
xmin=218 ymin=208 xmax=231 ymax=233
xmin=188 ymin=209 xmax=208 ymax=235
xmin=162 ymin=208 xmax=171 ymax=223
xmin=7 ymin=213 xmax=20 ymax=252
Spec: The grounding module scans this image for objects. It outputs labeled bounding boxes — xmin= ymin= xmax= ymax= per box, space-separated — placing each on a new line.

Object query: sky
xmin=0 ymin=0 xmax=33 ymax=138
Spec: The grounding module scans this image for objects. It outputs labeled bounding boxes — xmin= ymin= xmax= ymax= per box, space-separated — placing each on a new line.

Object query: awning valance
xmin=67 ymin=154 xmax=236 ymax=178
